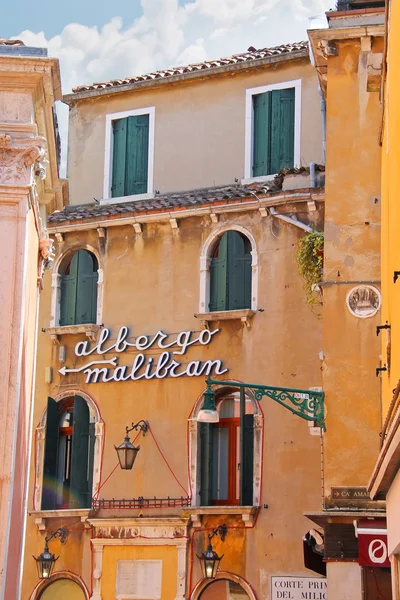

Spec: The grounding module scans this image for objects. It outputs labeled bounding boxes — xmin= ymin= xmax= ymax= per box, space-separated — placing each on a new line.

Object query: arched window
xmin=38 ymin=578 xmax=87 ymax=600
xmin=59 ymin=250 xmax=98 ymax=326
xmin=199 ymin=394 xmax=254 ymax=506
xmin=209 ymin=231 xmax=252 ymax=312
xmin=42 ymin=396 xmax=95 ymax=510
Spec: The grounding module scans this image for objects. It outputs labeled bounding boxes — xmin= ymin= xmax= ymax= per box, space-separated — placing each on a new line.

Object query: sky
xmin=5 ymin=0 xmax=333 ymax=174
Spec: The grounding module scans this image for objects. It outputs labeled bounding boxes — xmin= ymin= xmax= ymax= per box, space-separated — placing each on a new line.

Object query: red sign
xmin=357 ymin=520 xmax=390 ymax=568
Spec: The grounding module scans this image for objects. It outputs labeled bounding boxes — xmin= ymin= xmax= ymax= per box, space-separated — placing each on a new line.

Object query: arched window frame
xmin=50 ymin=245 xmax=103 ymax=328
xmin=199 ymin=225 xmax=258 ymax=314
xmin=190 ymin=571 xmax=258 ymax=600
xmin=189 ymin=384 xmax=263 ymax=508
xmin=33 ymin=390 xmax=104 ymax=512
xmin=29 ymin=571 xmax=90 ymax=600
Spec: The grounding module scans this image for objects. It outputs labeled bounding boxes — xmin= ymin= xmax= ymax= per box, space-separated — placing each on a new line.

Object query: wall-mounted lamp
xmin=197 ymin=524 xmax=227 ymax=580
xmin=197 ymin=383 xmax=218 ymax=423
xmin=115 ymin=420 xmax=149 ymax=470
xmin=33 ymin=527 xmax=69 ymax=579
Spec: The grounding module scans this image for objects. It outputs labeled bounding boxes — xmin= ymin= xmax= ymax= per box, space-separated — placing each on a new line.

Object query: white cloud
xmin=15 ymin=0 xmax=333 ymax=175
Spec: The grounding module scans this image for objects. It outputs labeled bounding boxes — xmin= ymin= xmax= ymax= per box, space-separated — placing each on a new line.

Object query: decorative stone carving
xmin=37 ymin=237 xmax=55 ymax=287
xmin=0 ymin=134 xmax=47 ymax=187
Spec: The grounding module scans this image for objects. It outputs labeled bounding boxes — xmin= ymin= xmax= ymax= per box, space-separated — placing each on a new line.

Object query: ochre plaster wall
xmin=22 ymin=205 xmax=325 ymax=599
xmin=67 ymin=60 xmax=323 ymax=205
xmin=380 ymin=0 xmax=400 ymax=419
xmin=322 ymin=39 xmax=382 ymax=495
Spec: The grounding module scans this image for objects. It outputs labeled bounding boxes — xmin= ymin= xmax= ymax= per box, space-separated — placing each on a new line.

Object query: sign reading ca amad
xmin=272 ymin=577 xmax=327 ymax=600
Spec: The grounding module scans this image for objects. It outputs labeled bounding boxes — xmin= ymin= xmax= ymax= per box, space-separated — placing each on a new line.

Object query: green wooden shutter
xmin=252 ymin=92 xmax=271 ymax=177
xmin=70 ymin=395 xmax=90 ymax=508
xmin=111 ymin=118 xmax=128 ymax=198
xmin=227 ymin=231 xmax=252 ymax=310
xmin=60 ymin=253 xmax=79 ymax=326
xmin=270 ymin=88 xmax=295 ymax=174
xmin=199 ymin=423 xmax=212 ymax=506
xmin=42 ymin=397 xmax=59 ymax=510
xmin=87 ymin=423 xmax=95 ymax=508
xmin=75 ymin=250 xmax=98 ymax=325
xmin=209 ymin=233 xmax=228 ymax=311
xmin=126 ymin=115 xmax=149 ymax=196
xmin=241 ymin=414 xmax=254 ymax=506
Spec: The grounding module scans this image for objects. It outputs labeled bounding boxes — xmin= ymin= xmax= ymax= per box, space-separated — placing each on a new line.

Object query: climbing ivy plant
xmin=297 ymin=230 xmax=324 ymax=315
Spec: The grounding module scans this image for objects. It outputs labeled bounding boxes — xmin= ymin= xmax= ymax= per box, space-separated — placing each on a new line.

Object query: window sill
xmin=100 ymin=192 xmax=154 ymax=205
xmin=29 ymin=508 xmax=94 ymax=531
xmin=241 ymin=174 xmax=277 ymax=185
xmin=47 ymin=324 xmax=100 ymax=343
xmin=195 ymin=309 xmax=255 ymax=328
xmin=186 ymin=506 xmax=260 ymax=528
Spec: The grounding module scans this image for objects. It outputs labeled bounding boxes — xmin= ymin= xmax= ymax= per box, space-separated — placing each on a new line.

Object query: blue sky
xmin=5 ymin=0 xmax=332 ymax=174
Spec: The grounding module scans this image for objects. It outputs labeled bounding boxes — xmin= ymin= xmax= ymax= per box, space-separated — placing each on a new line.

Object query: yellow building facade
xmin=21 ymin=44 xmax=329 ymax=600
xmin=308 ymin=3 xmax=391 ymax=600
xmin=369 ymin=1 xmax=400 ymax=598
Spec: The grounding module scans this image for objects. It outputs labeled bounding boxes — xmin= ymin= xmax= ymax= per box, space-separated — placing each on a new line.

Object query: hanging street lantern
xmin=197 ymin=381 xmax=219 ymax=423
xmin=115 ymin=420 xmax=149 ymax=470
xmin=33 ymin=527 xmax=69 ymax=579
xmin=197 ymin=524 xmax=227 ymax=580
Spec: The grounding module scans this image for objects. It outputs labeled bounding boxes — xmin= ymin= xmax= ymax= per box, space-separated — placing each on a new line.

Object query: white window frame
xmin=243 ymin=79 xmax=302 ymax=184
xmin=198 ymin=224 xmax=258 ymax=314
xmin=189 ymin=387 xmax=263 ymax=508
xmin=103 ymin=106 xmax=155 ymax=204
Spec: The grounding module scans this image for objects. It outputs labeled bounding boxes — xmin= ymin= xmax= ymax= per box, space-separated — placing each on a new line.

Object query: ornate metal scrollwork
xmin=206 ymin=377 xmax=325 ymax=430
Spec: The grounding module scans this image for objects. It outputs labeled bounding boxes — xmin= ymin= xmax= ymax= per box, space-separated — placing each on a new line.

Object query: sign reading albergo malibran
xmin=59 ymin=325 xmax=228 ymax=383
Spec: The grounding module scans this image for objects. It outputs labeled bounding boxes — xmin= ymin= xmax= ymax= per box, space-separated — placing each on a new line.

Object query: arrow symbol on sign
xmin=59 ymin=357 xmax=119 ymax=376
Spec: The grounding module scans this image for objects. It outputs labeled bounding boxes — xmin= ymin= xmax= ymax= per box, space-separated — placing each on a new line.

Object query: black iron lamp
xmin=197 ymin=524 xmax=227 ymax=580
xmin=33 ymin=527 xmax=69 ymax=579
xmin=115 ymin=420 xmax=149 ymax=470
xmin=197 ymin=380 xmax=219 ymax=423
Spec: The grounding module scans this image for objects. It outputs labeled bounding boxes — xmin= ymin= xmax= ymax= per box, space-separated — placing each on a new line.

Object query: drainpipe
xmin=269 ymin=207 xmax=313 ymax=233
xmin=319 ymin=85 xmax=326 ymax=164
xmin=310 ymin=162 xmax=316 ymax=188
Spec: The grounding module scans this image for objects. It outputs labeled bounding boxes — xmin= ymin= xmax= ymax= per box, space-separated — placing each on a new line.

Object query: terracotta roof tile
xmin=48 ymin=166 xmax=325 ymax=227
xmin=72 ymin=41 xmax=309 ymax=94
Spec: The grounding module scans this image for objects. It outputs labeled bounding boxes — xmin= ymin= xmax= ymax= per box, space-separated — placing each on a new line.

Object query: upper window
xmin=60 ymin=250 xmax=98 ymax=326
xmin=42 ymin=396 xmax=95 ymax=510
xmin=209 ymin=231 xmax=252 ymax=312
xmin=199 ymin=395 xmax=254 ymax=506
xmin=244 ymin=80 xmax=301 ymax=181
xmin=104 ymin=107 xmax=155 ymax=202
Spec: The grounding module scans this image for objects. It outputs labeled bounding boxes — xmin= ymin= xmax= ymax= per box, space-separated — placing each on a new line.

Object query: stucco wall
xmin=326 ymin=563 xmax=362 ymax=600
xmin=22 ymin=205 xmax=325 ymax=599
xmin=66 ymin=60 xmax=323 ymax=205
xmin=380 ymin=0 xmax=400 ymax=419
xmin=322 ymin=39 xmax=382 ymax=494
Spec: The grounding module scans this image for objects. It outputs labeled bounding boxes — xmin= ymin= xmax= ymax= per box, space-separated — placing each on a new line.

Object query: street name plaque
xmin=271 ymin=577 xmax=327 ymax=600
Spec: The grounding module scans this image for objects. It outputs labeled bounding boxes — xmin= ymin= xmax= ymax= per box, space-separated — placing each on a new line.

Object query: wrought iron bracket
xmin=45 ymin=527 xmax=69 ymax=546
xmin=376 ymin=366 xmax=388 ymax=377
xmin=208 ymin=524 xmax=227 ymax=543
xmin=126 ymin=420 xmax=149 ymax=437
xmin=376 ymin=323 xmax=391 ymax=336
xmin=206 ymin=378 xmax=326 ymax=430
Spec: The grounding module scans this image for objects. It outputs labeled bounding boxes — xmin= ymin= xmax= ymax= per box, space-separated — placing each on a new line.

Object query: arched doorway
xmin=199 ymin=578 xmax=251 ymax=599
xmin=38 ymin=578 xmax=86 ymax=599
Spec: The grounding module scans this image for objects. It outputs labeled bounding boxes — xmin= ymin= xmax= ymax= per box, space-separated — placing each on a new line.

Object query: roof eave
xmin=63 ymin=49 xmax=310 ymax=105
xmin=47 ymin=188 xmax=325 ymax=233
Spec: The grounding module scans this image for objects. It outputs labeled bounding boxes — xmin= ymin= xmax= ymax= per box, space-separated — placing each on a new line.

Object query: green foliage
xmin=297 ymin=231 xmax=324 ymax=315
